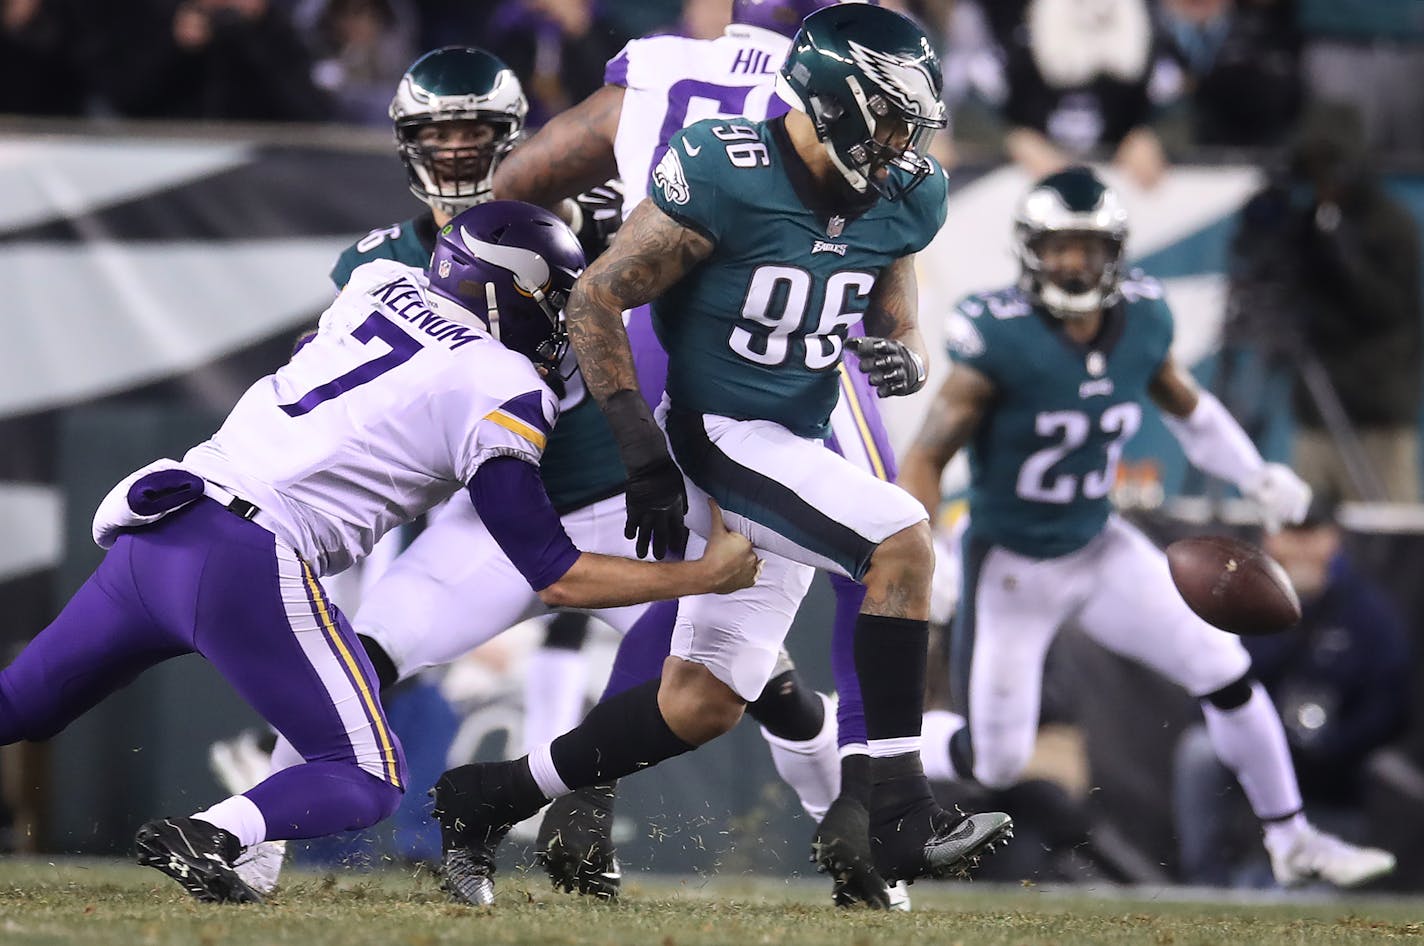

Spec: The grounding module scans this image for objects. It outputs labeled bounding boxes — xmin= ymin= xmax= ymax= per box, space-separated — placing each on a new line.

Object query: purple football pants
xmin=0 ymin=499 xmax=406 ymax=840
xmin=608 ymin=311 xmax=893 ymax=750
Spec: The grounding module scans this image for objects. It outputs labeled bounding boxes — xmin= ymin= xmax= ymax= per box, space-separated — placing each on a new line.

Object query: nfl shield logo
xmin=438 ymin=259 xmax=452 ymax=278
xmin=826 ymin=215 xmax=845 ymax=238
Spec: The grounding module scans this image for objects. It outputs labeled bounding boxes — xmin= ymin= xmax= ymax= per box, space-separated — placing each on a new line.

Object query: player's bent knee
xmin=658 ymin=658 xmax=745 ymax=745
xmin=342 ymin=768 xmax=404 ymax=831
xmin=867 ymin=521 xmax=934 ymax=582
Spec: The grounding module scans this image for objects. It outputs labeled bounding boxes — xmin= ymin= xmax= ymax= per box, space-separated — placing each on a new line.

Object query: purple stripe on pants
xmin=0 ymin=499 xmax=405 ymax=839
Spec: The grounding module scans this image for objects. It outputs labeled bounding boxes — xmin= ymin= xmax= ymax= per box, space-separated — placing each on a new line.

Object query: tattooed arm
xmin=863 ymin=254 xmax=927 ymax=364
xmin=848 ymin=255 xmax=930 ymax=396
xmin=897 ymin=362 xmax=995 ymax=519
xmin=492 ymin=85 xmax=624 ymax=207
xmin=565 ymin=196 xmax=714 ymax=402
xmin=565 ymin=197 xmax=715 ymax=558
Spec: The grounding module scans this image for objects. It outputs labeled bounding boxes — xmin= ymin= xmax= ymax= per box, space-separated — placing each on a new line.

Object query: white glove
xmin=1242 ymin=462 xmax=1312 ymax=532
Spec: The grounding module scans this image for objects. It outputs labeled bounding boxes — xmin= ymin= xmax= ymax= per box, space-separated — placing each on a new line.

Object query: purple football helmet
xmin=731 ymin=0 xmax=876 ymax=38
xmin=426 ymin=200 xmax=585 ymax=373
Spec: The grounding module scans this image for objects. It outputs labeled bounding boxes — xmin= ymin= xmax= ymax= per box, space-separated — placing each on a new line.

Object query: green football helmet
xmin=1014 ymin=166 xmax=1129 ymax=319
xmin=775 ymin=4 xmax=947 ymax=200
xmin=390 ymin=47 xmax=528 ymax=216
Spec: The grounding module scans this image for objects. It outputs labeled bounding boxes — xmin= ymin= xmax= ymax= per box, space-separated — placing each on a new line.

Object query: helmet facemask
xmin=1013 ymin=167 xmax=1130 ymax=319
xmin=390 ymin=47 xmax=528 ymax=217
xmin=396 ymin=114 xmax=521 ymax=217
xmin=827 ymin=78 xmax=944 ymax=200
xmin=1018 ymin=228 xmax=1125 ymax=319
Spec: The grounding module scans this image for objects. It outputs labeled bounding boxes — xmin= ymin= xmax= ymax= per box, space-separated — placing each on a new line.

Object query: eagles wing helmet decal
xmin=846 ymin=39 xmax=940 ymax=119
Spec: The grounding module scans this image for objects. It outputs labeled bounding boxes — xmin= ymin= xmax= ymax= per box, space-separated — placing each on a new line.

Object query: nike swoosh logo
xmin=683 ymin=141 xmax=701 ymax=157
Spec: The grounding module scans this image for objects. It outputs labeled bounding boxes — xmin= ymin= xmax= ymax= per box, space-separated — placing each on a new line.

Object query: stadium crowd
xmin=1 ymin=1 xmax=1421 ymax=156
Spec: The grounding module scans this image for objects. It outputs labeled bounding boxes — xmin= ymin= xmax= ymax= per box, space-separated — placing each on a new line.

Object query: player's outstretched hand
xmin=624 ymin=451 xmax=688 ymax=560
xmin=699 ymin=499 xmax=761 ymax=593
xmin=572 ymin=179 xmax=625 ymax=261
xmin=1243 ymin=462 xmax=1312 ymax=533
xmin=846 ymin=336 xmax=927 ymax=397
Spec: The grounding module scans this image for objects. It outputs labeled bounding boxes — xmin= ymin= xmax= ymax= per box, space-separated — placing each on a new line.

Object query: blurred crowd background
xmin=3 ymin=0 xmax=1424 ymax=896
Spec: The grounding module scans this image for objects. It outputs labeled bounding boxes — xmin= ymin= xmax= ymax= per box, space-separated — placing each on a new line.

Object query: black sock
xmin=746 ymin=669 xmax=824 ymax=741
xmin=853 ymin=614 xmax=929 ymax=744
xmin=840 ymin=753 xmax=871 ymax=807
xmin=543 ymin=612 xmax=591 ymax=651
xmin=549 ymin=679 xmax=695 ymax=787
xmin=870 ymin=753 xmax=936 ymax=823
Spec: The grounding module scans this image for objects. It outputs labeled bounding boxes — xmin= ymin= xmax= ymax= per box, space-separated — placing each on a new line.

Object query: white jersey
xmin=183 ymin=259 xmax=558 ymax=577
xmin=608 ymin=24 xmax=791 ymax=215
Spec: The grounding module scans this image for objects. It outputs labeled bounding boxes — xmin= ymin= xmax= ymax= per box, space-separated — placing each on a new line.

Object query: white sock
xmin=527 ymin=741 xmax=568 ymax=800
xmin=1202 ymin=681 xmax=1304 ymax=822
xmin=193 ymin=794 xmax=267 ymax=849
xmin=524 ymin=647 xmax=589 ymax=754
xmin=920 ymin=710 xmax=967 ymax=782
xmin=760 ymin=693 xmax=840 ymax=820
xmin=1262 ymin=811 xmax=1310 ymax=849
xmin=866 ymin=736 xmax=922 ymax=758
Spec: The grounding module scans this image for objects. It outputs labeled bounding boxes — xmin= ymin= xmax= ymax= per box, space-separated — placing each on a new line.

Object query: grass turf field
xmin=0 ymin=860 xmax=1419 ymax=946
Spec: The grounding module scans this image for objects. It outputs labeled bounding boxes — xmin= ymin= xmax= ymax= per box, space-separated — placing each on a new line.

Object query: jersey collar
xmin=1036 ymin=299 xmax=1128 ymax=360
xmin=767 ymin=115 xmax=879 ymax=230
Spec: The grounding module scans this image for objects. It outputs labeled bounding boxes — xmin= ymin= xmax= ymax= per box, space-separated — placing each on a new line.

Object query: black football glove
xmin=845 ymin=336 xmax=927 ymax=397
xmin=571 ymin=180 xmax=625 ymax=262
xmin=605 ymin=390 xmax=688 ymax=559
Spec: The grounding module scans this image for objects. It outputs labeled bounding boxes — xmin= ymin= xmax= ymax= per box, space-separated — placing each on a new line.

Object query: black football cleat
xmin=535 ymin=782 xmax=622 ymax=901
xmin=432 ymin=761 xmax=543 ymax=907
xmin=811 ymin=795 xmax=894 ymax=909
xmin=135 ymin=817 xmax=264 ymax=904
xmin=871 ymin=801 xmax=1013 ymax=883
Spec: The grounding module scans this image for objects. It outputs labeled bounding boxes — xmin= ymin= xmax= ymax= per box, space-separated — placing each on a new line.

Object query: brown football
xmin=1166 ymin=535 xmax=1302 ymax=635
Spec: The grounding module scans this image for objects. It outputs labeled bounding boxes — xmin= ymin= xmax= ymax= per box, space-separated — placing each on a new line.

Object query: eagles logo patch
xmin=654 ymin=147 xmax=691 ymax=206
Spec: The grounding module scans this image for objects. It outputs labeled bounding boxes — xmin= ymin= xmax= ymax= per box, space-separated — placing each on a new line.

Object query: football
xmin=1165 ymin=535 xmax=1302 ymax=635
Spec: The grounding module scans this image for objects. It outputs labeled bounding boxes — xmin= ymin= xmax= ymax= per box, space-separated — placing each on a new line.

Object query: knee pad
xmin=1201 ymin=674 xmax=1255 ymax=711
xmin=746 ymin=668 xmax=825 ymax=742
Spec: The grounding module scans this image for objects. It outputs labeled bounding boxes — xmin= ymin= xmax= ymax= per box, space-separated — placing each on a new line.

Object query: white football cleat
xmin=233 ymin=839 xmax=287 ymax=895
xmin=1266 ymin=823 xmax=1395 ymax=888
xmin=887 ymin=880 xmax=911 ymax=911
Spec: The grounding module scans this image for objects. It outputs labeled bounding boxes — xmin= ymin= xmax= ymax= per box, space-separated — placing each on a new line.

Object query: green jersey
xmin=946 ymin=273 xmax=1173 ymax=558
xmin=649 ymin=116 xmax=947 ymax=439
xmin=332 ymin=214 xmax=626 ymax=513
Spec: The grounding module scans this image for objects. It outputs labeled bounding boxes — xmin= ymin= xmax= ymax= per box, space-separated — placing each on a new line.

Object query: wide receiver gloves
xmin=1162 ymin=390 xmax=1312 ymax=531
xmin=605 ymin=390 xmax=688 ymax=559
xmin=846 ymin=336 xmax=927 ymax=397
xmin=1242 ymin=463 xmax=1314 ymax=532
